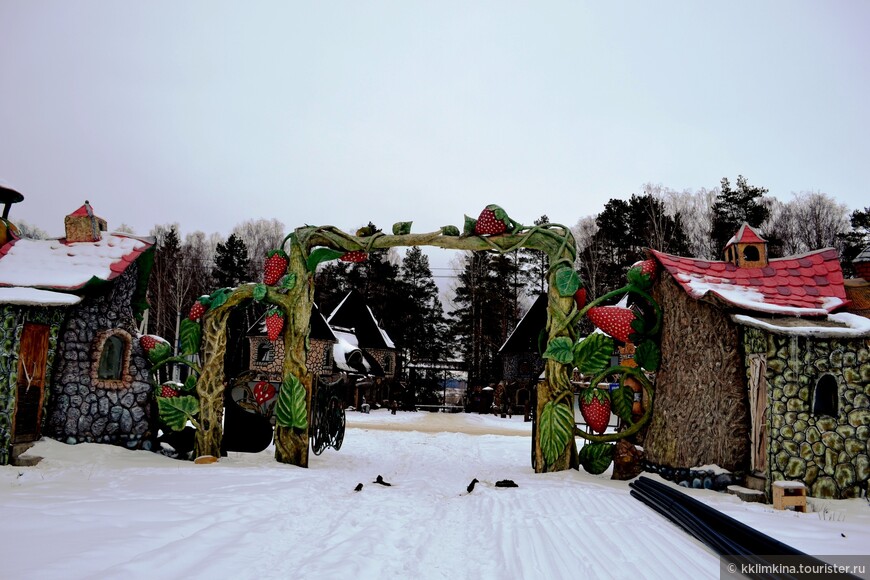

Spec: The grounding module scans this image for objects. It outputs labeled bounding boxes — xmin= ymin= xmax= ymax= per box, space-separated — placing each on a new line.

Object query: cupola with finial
xmin=65 ymin=200 xmax=107 ymax=243
xmin=723 ymin=223 xmax=768 ymax=268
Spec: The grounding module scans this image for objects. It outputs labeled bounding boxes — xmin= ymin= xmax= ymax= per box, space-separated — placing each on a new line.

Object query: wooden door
xmin=13 ymin=323 xmax=50 ymax=443
xmin=747 ymin=354 xmax=768 ymax=474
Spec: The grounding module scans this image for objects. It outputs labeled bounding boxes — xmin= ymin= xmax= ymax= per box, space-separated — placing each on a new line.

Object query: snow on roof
xmin=0 ymin=233 xmax=153 ymax=292
xmin=854 ymin=246 xmax=870 ymax=263
xmin=0 ymin=287 xmax=82 ymax=306
xmin=732 ymin=312 xmax=870 ymax=338
xmin=332 ymin=330 xmax=371 ymax=374
xmin=650 ymin=247 xmax=848 ymax=316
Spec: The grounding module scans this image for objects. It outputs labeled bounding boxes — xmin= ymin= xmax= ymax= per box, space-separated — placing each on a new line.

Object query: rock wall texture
xmin=48 ymin=266 xmax=154 ymax=450
xmin=743 ymin=327 xmax=870 ymax=499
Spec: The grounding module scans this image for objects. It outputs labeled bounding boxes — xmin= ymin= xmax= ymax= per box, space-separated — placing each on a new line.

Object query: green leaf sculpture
xmin=540 ymin=400 xmax=575 ymax=467
xmin=627 ymin=266 xmax=653 ymax=290
xmin=578 ymin=442 xmax=614 ymax=474
xmin=611 ymin=385 xmax=634 ymax=423
xmin=157 ymin=395 xmax=200 ymax=432
xmin=209 ymin=288 xmax=231 ymax=309
xmin=183 ymin=374 xmax=197 ymax=392
xmin=306 ymin=247 xmax=345 ymax=272
xmin=179 ymin=318 xmax=202 ymax=356
xmin=392 ymin=221 xmax=412 ymax=235
xmin=274 ymin=373 xmax=308 ymax=432
xmin=278 ymin=273 xmax=297 ymax=292
xmin=554 ymin=268 xmax=581 ymax=298
xmin=253 ymin=283 xmax=268 ymax=302
xmin=462 ymin=215 xmax=477 ymax=236
xmin=147 ymin=342 xmax=171 ymax=365
xmin=440 ymin=225 xmax=460 ymax=236
xmin=634 ymin=340 xmax=661 ymax=371
xmin=542 ymin=336 xmax=574 ymax=364
xmin=573 ymin=333 xmax=614 ymax=375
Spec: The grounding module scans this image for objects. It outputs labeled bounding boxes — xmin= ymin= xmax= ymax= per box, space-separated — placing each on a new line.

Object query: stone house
xmin=643 ymin=224 xmax=869 ymax=499
xmin=0 ymin=201 xmax=155 ymax=464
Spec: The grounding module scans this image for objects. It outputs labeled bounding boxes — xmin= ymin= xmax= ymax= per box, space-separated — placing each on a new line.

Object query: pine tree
xmin=451 ymin=251 xmax=521 ymax=386
xmin=710 ymin=175 xmax=770 ymax=253
xmin=212 ymin=233 xmax=251 ymax=288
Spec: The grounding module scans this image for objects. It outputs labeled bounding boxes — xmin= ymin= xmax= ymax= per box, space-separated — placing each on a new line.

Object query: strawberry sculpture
xmin=587 ymin=305 xmax=635 ymax=344
xmin=579 ymin=387 xmax=611 ymax=434
xmin=140 ymin=335 xmax=160 ymax=354
xmin=631 ymin=259 xmax=658 ymax=278
xmin=473 ymin=204 xmax=522 ymax=236
xmin=263 ymin=249 xmax=289 ymax=285
xmin=340 ymin=250 xmax=368 ymax=263
xmin=188 ymin=299 xmax=208 ymax=321
xmin=253 ymin=381 xmax=277 ymax=405
xmin=265 ymin=307 xmax=285 ymax=341
xmin=160 ymin=384 xmax=179 ymax=398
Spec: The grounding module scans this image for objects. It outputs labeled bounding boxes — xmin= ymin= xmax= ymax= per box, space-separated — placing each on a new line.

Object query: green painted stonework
xmin=743 ymin=327 xmax=870 ymax=499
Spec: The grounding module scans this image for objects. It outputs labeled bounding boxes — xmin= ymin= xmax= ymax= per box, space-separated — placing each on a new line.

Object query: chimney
xmin=723 ymin=223 xmax=768 ymax=268
xmin=65 ymin=201 xmax=107 ymax=242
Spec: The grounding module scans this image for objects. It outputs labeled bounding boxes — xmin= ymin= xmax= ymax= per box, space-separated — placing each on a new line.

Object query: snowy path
xmin=1 ymin=411 xmax=867 ymax=579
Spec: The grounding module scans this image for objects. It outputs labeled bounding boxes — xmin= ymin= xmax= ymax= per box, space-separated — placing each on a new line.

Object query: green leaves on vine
xmin=306 ymin=247 xmax=345 ymax=272
xmin=573 ymin=334 xmax=614 ymax=375
xmin=540 ymin=400 xmax=575 ymax=467
xmin=274 ymin=373 xmax=308 ymax=432
xmin=157 ymin=395 xmax=200 ymax=432
xmin=146 ymin=342 xmax=171 ymax=365
xmin=253 ymin=283 xmax=268 ymax=302
xmin=440 ymin=225 xmax=460 ymax=236
xmin=578 ymin=442 xmax=614 ymax=475
xmin=554 ymin=267 xmax=581 ymax=297
xmin=542 ymin=336 xmax=574 ymax=364
xmin=634 ymin=340 xmax=661 ymax=371
xmin=611 ymin=385 xmax=634 ymax=423
xmin=392 ymin=221 xmax=412 ymax=235
xmin=179 ymin=318 xmax=201 ymax=356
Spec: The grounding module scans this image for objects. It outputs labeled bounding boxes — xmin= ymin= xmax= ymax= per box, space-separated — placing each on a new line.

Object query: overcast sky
xmin=1 ymin=1 xmax=868 ymax=245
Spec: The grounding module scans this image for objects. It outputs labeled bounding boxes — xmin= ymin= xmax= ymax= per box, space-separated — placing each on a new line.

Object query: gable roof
xmin=650 ymin=247 xmax=848 ymax=317
xmin=725 ymin=223 xmax=766 ymax=246
xmin=326 ymin=290 xmax=395 ymax=349
xmin=0 ymin=233 xmax=154 ymax=294
xmin=499 ymin=293 xmax=547 ymax=354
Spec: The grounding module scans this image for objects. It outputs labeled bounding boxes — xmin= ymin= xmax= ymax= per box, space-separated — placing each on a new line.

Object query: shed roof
xmin=649 ymin=247 xmax=848 ymax=316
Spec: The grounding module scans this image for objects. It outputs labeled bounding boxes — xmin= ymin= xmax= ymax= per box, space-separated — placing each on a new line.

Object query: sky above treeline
xmin=1 ymin=1 xmax=868 ymax=242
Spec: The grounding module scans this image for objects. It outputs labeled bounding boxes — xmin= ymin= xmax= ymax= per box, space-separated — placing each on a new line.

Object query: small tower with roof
xmin=724 ymin=223 xmax=768 ymax=268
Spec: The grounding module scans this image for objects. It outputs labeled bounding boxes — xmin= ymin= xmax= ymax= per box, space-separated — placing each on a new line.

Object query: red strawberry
xmin=263 ymin=249 xmax=289 ymax=285
xmin=160 ymin=384 xmax=179 ymax=398
xmin=140 ymin=335 xmax=158 ymax=352
xmin=188 ymin=300 xmax=207 ymax=321
xmin=340 ymin=250 xmax=368 ymax=263
xmin=474 ymin=204 xmax=510 ymax=235
xmin=630 ymin=259 xmax=658 ymax=278
xmin=587 ymin=306 xmax=636 ymax=343
xmin=253 ymin=381 xmax=276 ymax=405
xmin=265 ymin=308 xmax=285 ymax=341
xmin=574 ymin=288 xmax=587 ymax=310
xmin=580 ymin=387 xmax=611 ymax=434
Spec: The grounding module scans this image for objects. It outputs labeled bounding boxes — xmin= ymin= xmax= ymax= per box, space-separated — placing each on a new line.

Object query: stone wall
xmin=249 ymin=336 xmax=335 ymax=377
xmin=48 ymin=265 xmax=153 ymax=450
xmin=743 ymin=327 xmax=870 ymax=499
xmin=0 ymin=305 xmax=65 ymax=465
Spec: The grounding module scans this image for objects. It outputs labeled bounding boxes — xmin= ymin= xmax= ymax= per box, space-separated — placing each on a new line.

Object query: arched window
xmin=743 ymin=245 xmax=760 ymax=262
xmin=383 ymin=354 xmax=393 ymax=373
xmin=256 ymin=342 xmax=275 ymax=363
xmin=98 ymin=335 xmax=124 ymax=380
xmin=812 ymin=374 xmax=839 ymax=417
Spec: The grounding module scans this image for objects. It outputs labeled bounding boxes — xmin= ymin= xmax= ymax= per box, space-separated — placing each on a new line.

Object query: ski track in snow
xmin=2 ymin=411 xmax=868 ymax=579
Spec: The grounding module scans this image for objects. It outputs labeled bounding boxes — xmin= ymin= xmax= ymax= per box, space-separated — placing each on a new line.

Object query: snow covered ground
xmin=2 ymin=410 xmax=868 ymax=579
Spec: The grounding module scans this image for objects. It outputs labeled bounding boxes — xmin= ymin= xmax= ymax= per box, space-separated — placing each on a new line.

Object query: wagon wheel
xmin=328 ymin=396 xmax=346 ymax=451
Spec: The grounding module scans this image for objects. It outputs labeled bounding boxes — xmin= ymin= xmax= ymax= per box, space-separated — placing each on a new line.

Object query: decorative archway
xmin=154 ymin=206 xmax=661 ymax=474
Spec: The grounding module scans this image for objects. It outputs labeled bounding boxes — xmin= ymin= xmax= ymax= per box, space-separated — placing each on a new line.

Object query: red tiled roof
xmin=725 ymin=223 xmax=766 ymax=246
xmin=650 ymin=248 xmax=848 ymax=316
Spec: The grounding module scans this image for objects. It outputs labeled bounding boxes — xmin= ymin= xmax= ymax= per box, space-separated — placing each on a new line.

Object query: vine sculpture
xmin=151 ymin=204 xmax=662 ymax=475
